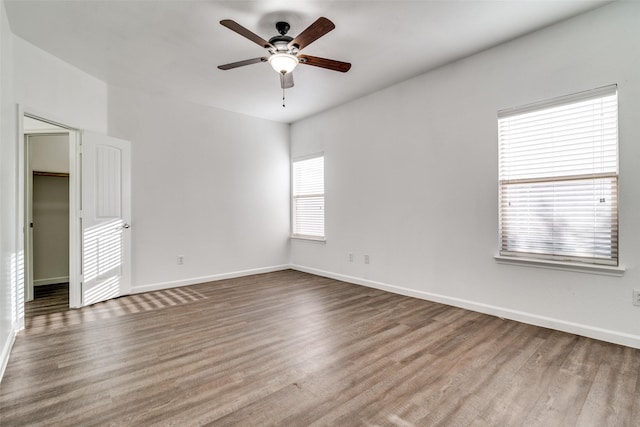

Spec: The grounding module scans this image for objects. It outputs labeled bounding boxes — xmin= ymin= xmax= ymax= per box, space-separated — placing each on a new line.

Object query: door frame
xmin=19 ymin=105 xmax=82 ymax=309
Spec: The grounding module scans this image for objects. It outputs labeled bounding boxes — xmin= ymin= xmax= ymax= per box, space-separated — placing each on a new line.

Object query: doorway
xmin=19 ymin=110 xmax=132 ymax=319
xmin=21 ymin=114 xmax=81 ymax=311
xmin=24 ymin=119 xmax=70 ymax=311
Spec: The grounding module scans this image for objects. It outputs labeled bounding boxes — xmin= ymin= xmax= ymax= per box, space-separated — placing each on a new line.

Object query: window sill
xmin=291 ymin=236 xmax=326 ymax=243
xmin=494 ymin=255 xmax=625 ymax=277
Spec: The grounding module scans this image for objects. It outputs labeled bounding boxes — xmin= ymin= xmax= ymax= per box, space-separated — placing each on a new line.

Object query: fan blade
xmin=220 ymin=20 xmax=273 ymax=49
xmin=298 ymin=55 xmax=351 ymax=73
xmin=218 ymin=57 xmax=267 ymax=70
xmin=288 ymin=17 xmax=335 ymax=50
xmin=280 ymin=72 xmax=294 ymax=89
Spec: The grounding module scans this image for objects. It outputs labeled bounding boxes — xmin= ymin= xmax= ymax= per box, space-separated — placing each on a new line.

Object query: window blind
xmin=498 ymin=86 xmax=618 ymax=265
xmin=292 ymin=155 xmax=324 ymax=239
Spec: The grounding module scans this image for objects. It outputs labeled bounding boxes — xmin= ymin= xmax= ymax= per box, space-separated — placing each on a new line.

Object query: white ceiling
xmin=5 ymin=0 xmax=613 ymax=124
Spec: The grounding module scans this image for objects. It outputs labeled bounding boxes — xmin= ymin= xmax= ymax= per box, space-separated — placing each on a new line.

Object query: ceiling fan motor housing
xmin=269 ymin=22 xmax=295 ymax=52
xmin=269 ymin=37 xmax=293 ymax=51
xmin=275 ymin=21 xmax=290 ymax=35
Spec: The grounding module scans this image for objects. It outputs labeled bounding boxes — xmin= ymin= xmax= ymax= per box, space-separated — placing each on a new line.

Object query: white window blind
xmin=292 ymin=155 xmax=324 ymax=239
xmin=498 ymin=86 xmax=618 ymax=265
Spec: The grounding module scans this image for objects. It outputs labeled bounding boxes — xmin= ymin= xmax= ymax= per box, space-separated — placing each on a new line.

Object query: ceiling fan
xmin=217 ymin=17 xmax=351 ymax=104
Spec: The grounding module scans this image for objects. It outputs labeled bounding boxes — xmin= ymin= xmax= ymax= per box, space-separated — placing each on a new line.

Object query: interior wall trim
xmin=0 ymin=327 xmax=18 ymax=384
xmin=33 ymin=277 xmax=69 ymax=286
xmin=290 ymin=264 xmax=640 ymax=350
xmin=132 ymin=264 xmax=291 ymax=294
xmin=33 ymin=171 xmax=69 ymax=178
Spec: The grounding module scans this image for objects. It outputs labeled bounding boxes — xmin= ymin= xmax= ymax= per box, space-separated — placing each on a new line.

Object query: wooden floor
xmin=1 ymin=270 xmax=639 ymax=426
xmin=24 ymin=282 xmax=70 ymax=320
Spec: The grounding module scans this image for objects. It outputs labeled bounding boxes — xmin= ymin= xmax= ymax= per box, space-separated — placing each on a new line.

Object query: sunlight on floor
xmin=24 ymin=287 xmax=208 ymax=333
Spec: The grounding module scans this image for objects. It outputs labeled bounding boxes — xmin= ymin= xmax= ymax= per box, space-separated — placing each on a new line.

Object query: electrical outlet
xmin=364 ymin=255 xmax=370 ymax=264
xmin=348 ymin=252 xmax=354 ymax=262
xmin=633 ymin=289 xmax=640 ymax=307
xmin=177 ymin=255 xmax=184 ymax=265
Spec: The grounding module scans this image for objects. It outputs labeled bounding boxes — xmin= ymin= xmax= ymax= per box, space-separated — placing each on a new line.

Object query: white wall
xmin=107 ymin=86 xmax=290 ymax=291
xmin=0 ymin=0 xmax=17 ymax=379
xmin=29 ymin=133 xmax=69 ymax=173
xmin=32 ymin=175 xmax=69 ymax=284
xmin=13 ymin=36 xmax=108 ymax=132
xmin=290 ymin=1 xmax=640 ymax=348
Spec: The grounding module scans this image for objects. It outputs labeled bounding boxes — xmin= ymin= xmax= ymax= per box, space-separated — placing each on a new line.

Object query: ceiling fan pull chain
xmin=281 ymin=72 xmax=286 ymax=107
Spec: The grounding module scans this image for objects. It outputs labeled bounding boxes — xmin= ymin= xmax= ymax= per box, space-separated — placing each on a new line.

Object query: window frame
xmin=496 ymin=85 xmax=621 ymax=272
xmin=291 ymin=153 xmax=325 ymax=241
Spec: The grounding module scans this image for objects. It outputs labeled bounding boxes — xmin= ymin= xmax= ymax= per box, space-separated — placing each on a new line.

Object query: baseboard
xmin=132 ymin=264 xmax=291 ymax=294
xmin=291 ymin=264 xmax=640 ymax=350
xmin=34 ymin=276 xmax=69 ymax=286
xmin=0 ymin=327 xmax=18 ymax=384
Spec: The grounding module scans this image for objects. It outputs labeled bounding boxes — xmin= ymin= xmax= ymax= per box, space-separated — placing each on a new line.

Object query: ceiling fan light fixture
xmin=268 ymin=53 xmax=298 ymax=74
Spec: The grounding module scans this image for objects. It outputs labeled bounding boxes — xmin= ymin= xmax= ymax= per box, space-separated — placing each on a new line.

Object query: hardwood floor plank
xmin=576 ymin=344 xmax=640 ymax=426
xmin=517 ymin=337 xmax=605 ymax=426
xmin=1 ymin=270 xmax=639 ymax=426
xmin=469 ymin=331 xmax=580 ymax=426
xmin=403 ymin=323 xmax=543 ymax=426
xmin=304 ymin=315 xmax=512 ymax=426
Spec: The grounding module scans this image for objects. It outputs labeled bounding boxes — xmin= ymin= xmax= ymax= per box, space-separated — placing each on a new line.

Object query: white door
xmin=81 ymin=131 xmax=132 ymax=306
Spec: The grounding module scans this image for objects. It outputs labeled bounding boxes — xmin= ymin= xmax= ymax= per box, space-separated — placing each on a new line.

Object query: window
xmin=292 ymin=154 xmax=324 ymax=239
xmin=498 ymin=85 xmax=618 ymax=266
